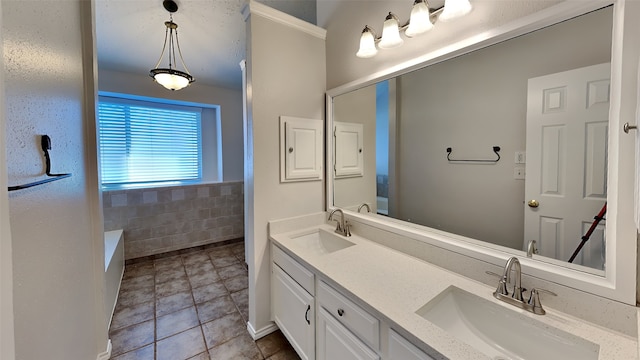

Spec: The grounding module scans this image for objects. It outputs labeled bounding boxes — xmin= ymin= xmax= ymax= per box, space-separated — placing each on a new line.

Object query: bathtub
xmin=104 ymin=229 xmax=124 ymax=328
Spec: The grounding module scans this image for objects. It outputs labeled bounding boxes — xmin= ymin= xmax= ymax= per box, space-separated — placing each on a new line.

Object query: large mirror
xmin=331 ymin=6 xmax=614 ymax=274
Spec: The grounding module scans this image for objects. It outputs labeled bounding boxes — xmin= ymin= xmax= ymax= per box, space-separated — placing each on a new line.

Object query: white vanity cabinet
xmin=271 ymin=242 xmax=436 ymax=360
xmin=271 ymin=245 xmax=315 ymax=360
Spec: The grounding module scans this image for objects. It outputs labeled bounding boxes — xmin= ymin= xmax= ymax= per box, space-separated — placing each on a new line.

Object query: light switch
xmin=514 ymin=167 xmax=525 ymax=180
xmin=515 ymin=151 xmax=526 ymax=164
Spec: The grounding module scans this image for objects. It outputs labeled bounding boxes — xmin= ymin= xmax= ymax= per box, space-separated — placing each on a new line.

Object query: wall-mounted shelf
xmin=446 ymin=146 xmax=501 ymax=163
xmin=8 ymin=135 xmax=72 ymax=191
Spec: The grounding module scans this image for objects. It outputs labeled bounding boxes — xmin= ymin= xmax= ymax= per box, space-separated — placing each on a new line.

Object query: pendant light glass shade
xmin=438 ymin=0 xmax=472 ymax=22
xmin=149 ymin=2 xmax=195 ymax=91
xmin=356 ymin=26 xmax=378 ymax=58
xmin=152 ymin=69 xmax=193 ymax=91
xmin=405 ymin=0 xmax=433 ymax=37
xmin=378 ymin=13 xmax=404 ymax=49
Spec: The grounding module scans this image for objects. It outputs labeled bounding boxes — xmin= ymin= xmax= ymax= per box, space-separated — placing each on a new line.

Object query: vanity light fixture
xmin=356 ymin=0 xmax=472 ymax=58
xmin=149 ymin=0 xmax=195 ymax=91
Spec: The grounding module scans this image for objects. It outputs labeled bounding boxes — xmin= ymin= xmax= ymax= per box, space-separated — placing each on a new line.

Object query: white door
xmin=524 ymin=63 xmax=609 ymax=270
xmin=272 ymin=264 xmax=315 ymax=360
xmin=316 ymin=307 xmax=379 ymax=360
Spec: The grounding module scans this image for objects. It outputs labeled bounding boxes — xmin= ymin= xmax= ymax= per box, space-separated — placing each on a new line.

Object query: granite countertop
xmin=269 ymin=220 xmax=638 ymax=360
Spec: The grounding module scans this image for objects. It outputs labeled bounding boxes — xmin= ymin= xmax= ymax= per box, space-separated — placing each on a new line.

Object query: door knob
xmin=528 ymin=199 xmax=539 ymax=208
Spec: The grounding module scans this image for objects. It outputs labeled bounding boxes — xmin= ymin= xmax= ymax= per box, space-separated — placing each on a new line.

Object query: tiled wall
xmin=103 ymin=182 xmax=244 ymax=259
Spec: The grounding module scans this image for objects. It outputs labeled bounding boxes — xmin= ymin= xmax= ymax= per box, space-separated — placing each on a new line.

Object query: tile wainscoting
xmin=103 ymin=182 xmax=244 ymax=260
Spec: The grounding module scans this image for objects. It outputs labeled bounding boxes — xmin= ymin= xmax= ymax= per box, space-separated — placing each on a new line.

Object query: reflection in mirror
xmin=332 ymin=6 xmax=613 ymax=273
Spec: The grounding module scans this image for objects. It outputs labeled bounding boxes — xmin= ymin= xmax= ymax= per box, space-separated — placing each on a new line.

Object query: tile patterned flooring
xmin=110 ymin=242 xmax=300 ymax=360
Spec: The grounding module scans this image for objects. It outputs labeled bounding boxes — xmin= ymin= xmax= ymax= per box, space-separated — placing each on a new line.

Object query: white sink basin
xmin=290 ymin=228 xmax=355 ymax=255
xmin=416 ymin=286 xmax=599 ymax=360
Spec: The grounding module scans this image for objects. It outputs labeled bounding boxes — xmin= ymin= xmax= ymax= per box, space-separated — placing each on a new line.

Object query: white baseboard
xmin=247 ymin=321 xmax=278 ymax=340
xmin=96 ymin=339 xmax=111 ymax=360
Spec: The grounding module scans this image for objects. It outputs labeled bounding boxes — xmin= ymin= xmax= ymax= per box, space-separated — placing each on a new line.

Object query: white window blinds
xmin=98 ymin=96 xmax=202 ymax=186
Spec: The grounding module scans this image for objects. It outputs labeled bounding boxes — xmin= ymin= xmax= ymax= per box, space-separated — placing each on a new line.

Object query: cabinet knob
xmin=337 ymin=308 xmax=344 ymax=317
xmin=289 ymin=147 xmax=294 ymax=153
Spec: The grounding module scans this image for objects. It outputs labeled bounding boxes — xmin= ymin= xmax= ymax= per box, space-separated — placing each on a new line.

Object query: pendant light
xmin=149 ymin=0 xmax=195 ymax=91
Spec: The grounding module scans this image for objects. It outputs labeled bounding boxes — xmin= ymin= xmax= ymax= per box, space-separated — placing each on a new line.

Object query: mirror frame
xmin=326 ymin=0 xmax=637 ymax=304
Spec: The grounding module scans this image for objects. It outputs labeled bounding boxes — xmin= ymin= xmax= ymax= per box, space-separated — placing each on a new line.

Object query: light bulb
xmin=405 ymin=0 xmax=433 ymax=37
xmin=378 ymin=13 xmax=404 ymax=49
xmin=439 ymin=0 xmax=472 ymax=22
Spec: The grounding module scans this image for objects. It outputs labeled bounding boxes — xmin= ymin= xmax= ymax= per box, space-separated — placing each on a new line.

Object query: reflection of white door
xmin=334 ymin=122 xmax=364 ymax=178
xmin=524 ymin=63 xmax=609 ymax=270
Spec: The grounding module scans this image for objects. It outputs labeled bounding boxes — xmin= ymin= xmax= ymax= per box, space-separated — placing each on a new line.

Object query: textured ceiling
xmin=96 ymin=0 xmax=317 ymax=91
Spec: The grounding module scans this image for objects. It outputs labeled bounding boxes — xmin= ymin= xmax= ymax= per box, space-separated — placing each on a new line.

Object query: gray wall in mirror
xmin=333 ymin=6 xmax=613 ymax=270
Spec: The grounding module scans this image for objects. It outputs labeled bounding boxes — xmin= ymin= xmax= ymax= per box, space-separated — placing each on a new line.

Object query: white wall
xmin=333 ymin=85 xmax=377 ymax=211
xmin=98 ymin=69 xmax=244 ymax=182
xmin=394 ymin=7 xmax=612 ymax=249
xmin=244 ymin=3 xmax=326 ymax=335
xmin=0 ymin=0 xmax=16 ymax=358
xmin=318 ymin=0 xmax=563 ymax=89
xmin=3 ymin=0 xmax=108 ymax=359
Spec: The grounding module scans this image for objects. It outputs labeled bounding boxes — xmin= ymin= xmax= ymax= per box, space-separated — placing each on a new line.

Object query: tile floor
xmin=109 ymin=241 xmax=300 ymax=360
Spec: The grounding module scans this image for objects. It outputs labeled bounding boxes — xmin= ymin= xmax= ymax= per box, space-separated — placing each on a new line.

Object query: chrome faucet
xmin=493 ymin=256 xmax=556 ymax=315
xmin=526 ymin=240 xmax=538 ymax=258
xmin=328 ymin=209 xmax=351 ymax=237
xmin=357 ymin=203 xmax=371 ymax=213
xmin=500 ymin=257 xmax=524 ymax=301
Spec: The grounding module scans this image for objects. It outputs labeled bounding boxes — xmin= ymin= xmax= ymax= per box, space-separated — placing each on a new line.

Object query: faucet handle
xmin=527 ymin=288 xmax=557 ymax=315
xmin=344 ymin=221 xmax=351 ymax=237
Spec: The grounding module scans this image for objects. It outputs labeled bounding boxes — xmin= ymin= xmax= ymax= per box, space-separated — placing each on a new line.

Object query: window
xmin=98 ymin=96 xmax=203 ymax=187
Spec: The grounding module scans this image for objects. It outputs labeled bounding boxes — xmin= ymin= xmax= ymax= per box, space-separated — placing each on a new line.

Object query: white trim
xmin=326 ymin=0 xmax=637 ymax=304
xmin=96 ymin=339 xmax=111 ymax=360
xmin=246 ymin=321 xmax=279 ymax=340
xmin=241 ymin=0 xmax=326 ymax=40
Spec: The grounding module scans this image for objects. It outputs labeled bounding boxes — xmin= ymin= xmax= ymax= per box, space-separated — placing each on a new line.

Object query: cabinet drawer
xmin=272 ymin=244 xmax=315 ymax=295
xmin=317 ymin=281 xmax=380 ymax=350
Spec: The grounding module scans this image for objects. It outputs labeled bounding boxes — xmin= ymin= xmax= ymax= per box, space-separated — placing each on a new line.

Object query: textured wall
xmin=3 ymin=0 xmax=107 ymax=359
xmin=103 ymin=182 xmax=244 ymax=259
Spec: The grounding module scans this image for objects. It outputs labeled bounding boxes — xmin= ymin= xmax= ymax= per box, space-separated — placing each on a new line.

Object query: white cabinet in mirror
xmin=326 ymin=0 xmax=638 ymax=304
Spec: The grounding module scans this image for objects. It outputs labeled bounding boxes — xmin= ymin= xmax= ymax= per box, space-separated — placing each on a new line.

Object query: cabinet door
xmin=280 ymin=116 xmax=323 ymax=182
xmin=388 ymin=329 xmax=436 ymax=360
xmin=272 ymin=264 xmax=315 ymax=360
xmin=334 ymin=122 xmax=364 ymax=178
xmin=317 ymin=307 xmax=379 ymax=360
